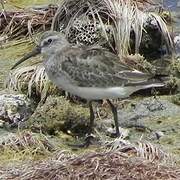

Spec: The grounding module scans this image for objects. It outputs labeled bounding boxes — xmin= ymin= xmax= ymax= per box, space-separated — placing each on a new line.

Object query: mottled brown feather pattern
xmin=50 ymin=45 xmax=152 ymax=88
xmin=11 ymin=31 xmax=164 ymax=138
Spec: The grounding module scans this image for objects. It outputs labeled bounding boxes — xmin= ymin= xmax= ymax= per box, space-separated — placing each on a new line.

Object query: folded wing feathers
xmin=60 ymin=46 xmax=162 ymax=88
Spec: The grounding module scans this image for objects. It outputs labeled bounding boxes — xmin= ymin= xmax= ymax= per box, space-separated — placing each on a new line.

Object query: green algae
xmin=0 ymin=130 xmax=52 ymax=165
xmin=171 ymin=94 xmax=180 ymax=105
xmin=1 ymin=0 xmax=56 ymax=10
xmin=0 ymin=39 xmax=34 ymax=90
xmin=10 ymin=0 xmax=54 ymax=6
xmin=125 ymin=97 xmax=180 ymax=164
xmin=150 ymin=116 xmax=180 ymax=164
xmin=1 ymin=95 xmax=180 ymax=165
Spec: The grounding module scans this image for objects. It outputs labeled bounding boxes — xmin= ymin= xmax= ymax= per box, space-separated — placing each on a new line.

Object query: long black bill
xmin=11 ymin=46 xmax=41 ymax=70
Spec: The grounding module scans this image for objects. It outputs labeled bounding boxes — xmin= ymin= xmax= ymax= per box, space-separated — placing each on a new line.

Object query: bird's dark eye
xmin=47 ymin=38 xmax=52 ymax=43
xmin=43 ymin=38 xmax=53 ymax=46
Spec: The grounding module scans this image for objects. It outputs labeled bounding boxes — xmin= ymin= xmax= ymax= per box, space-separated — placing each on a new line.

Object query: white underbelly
xmin=76 ymin=82 xmax=164 ymax=100
xmin=69 ymin=84 xmax=163 ymax=100
xmin=49 ymin=75 xmax=129 ymax=99
xmin=47 ymin=72 xmax=163 ymax=100
xmin=74 ymin=86 xmax=132 ymax=99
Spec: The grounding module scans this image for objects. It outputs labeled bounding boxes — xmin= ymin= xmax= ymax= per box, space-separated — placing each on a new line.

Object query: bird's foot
xmin=109 ymin=131 xmax=120 ymax=138
xmin=107 ymin=129 xmax=121 ymax=138
xmin=107 ymin=126 xmax=128 ymax=138
xmin=68 ymin=134 xmax=98 ymax=148
xmin=124 ymin=124 xmax=152 ymax=132
xmin=108 ymin=124 xmax=152 ymax=138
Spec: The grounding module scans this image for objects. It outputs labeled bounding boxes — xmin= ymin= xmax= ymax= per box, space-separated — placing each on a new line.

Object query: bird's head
xmin=11 ymin=31 xmax=68 ymax=70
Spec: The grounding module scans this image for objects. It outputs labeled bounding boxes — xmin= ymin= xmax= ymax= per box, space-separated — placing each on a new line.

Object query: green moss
xmin=27 ymin=96 xmax=90 ymax=136
xmin=0 ymin=40 xmax=33 ymax=59
xmin=1 ymin=0 xmax=55 ymax=10
xmin=0 ymin=39 xmax=35 ymax=90
xmin=128 ymin=115 xmax=180 ymax=164
xmin=0 ymin=130 xmax=53 ymax=164
xmin=0 ymin=147 xmax=48 ymax=164
xmin=0 ymin=128 xmax=99 ymax=165
xmin=171 ymin=94 xmax=180 ymax=105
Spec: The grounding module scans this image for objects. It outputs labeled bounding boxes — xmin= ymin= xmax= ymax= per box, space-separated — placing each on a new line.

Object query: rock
xmin=163 ymin=0 xmax=178 ymax=10
xmin=174 ymin=34 xmax=180 ymax=56
xmin=0 ymin=120 xmax=4 ymax=127
xmin=149 ymin=131 xmax=165 ymax=140
xmin=155 ymin=131 xmax=165 ymax=139
xmin=171 ymin=94 xmax=180 ymax=105
xmin=117 ymin=97 xmax=180 ymax=126
xmin=0 ymin=94 xmax=34 ymax=126
xmin=107 ymin=127 xmax=129 ymax=138
xmin=135 ymin=15 xmax=170 ymax=60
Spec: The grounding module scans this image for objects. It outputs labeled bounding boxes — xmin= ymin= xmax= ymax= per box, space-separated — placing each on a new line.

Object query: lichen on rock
xmin=0 ymin=93 xmax=34 ymax=126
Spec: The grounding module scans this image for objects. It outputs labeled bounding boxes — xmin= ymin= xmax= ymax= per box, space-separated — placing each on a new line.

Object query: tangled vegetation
xmin=0 ymin=0 xmax=180 ymax=179
xmin=0 ymin=150 xmax=179 ymax=180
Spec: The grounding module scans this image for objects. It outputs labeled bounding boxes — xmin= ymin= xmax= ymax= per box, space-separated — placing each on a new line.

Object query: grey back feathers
xmin=39 ymin=31 xmax=164 ymax=100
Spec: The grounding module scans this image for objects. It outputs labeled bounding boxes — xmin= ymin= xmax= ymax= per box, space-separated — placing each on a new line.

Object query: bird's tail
xmin=148 ymin=74 xmax=169 ymax=87
xmin=136 ymin=74 xmax=169 ymax=91
xmin=127 ymin=74 xmax=168 ymax=92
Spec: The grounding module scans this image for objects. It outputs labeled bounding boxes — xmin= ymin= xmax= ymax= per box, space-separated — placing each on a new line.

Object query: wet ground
xmin=0 ymin=0 xmax=180 ymax=174
xmin=1 ymin=0 xmax=57 ymax=10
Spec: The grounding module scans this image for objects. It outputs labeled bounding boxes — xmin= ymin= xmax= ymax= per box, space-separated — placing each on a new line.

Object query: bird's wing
xmin=55 ymin=46 xmax=152 ymax=88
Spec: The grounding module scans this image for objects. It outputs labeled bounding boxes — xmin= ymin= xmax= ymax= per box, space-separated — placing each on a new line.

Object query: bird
xmin=11 ymin=31 xmax=164 ymax=143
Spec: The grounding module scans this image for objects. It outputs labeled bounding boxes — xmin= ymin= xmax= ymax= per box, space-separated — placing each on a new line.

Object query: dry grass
xmin=0 ymin=133 xmax=176 ymax=179
xmin=0 ymin=131 xmax=54 ymax=152
xmin=0 ymin=4 xmax=57 ymax=40
xmin=0 ymin=151 xmax=179 ymax=180
xmin=6 ymin=64 xmax=59 ymax=101
xmin=104 ymin=137 xmax=174 ymax=165
xmin=1 ymin=0 xmax=172 ymax=56
xmin=0 ymin=130 xmax=54 ymax=165
xmin=52 ymin=0 xmax=173 ymax=58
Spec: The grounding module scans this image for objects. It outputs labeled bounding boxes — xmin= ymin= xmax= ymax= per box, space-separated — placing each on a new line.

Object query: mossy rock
xmin=27 ymin=96 xmax=90 ymax=136
xmin=0 ymin=92 xmax=35 ymax=126
xmin=115 ymin=95 xmax=180 ymax=164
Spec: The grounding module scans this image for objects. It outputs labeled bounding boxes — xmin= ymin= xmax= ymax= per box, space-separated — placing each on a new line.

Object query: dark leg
xmin=88 ymin=101 xmax=94 ymax=134
xmin=68 ymin=101 xmax=96 ymax=148
xmin=107 ymin=99 xmax=120 ymax=137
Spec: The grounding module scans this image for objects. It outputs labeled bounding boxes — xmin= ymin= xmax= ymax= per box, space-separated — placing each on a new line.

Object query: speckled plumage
xmin=12 ymin=31 xmax=164 ymax=139
xmin=39 ymin=32 xmax=163 ymax=100
xmin=50 ymin=46 xmax=151 ymax=88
